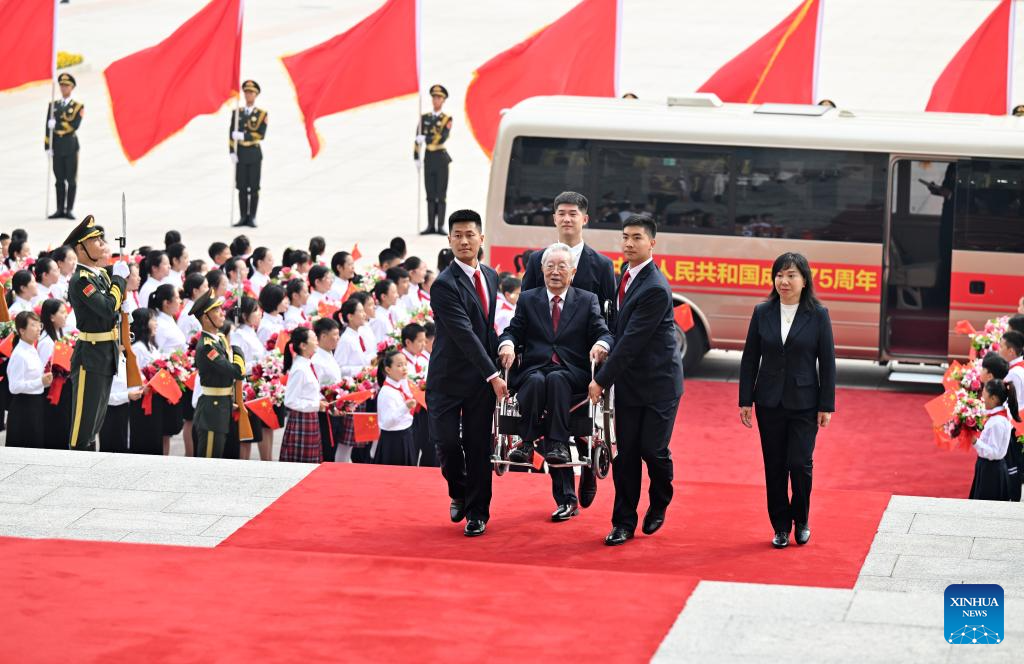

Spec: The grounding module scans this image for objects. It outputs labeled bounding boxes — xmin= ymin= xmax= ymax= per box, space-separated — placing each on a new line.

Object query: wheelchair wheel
xmin=492 ymin=435 xmax=507 ymax=475
xmin=495 ymin=459 xmax=508 ymax=476
xmin=592 ymin=440 xmax=611 ymax=480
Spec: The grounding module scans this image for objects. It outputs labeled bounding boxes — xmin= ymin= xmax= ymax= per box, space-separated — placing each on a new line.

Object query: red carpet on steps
xmin=0 ymin=537 xmax=697 ymax=663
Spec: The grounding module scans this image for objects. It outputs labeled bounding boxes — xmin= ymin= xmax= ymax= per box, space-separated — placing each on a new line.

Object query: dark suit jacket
xmin=595 ymin=262 xmax=683 ymax=406
xmin=498 ymin=286 xmax=614 ymax=391
xmin=426 ymin=261 xmax=499 ymax=397
xmin=521 ymin=244 xmax=616 ymax=313
xmin=738 ymin=300 xmax=837 ymax=412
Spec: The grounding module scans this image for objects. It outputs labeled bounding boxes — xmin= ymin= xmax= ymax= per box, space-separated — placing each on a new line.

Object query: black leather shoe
xmin=642 ymin=509 xmax=665 ymax=535
xmin=508 ymin=442 xmax=532 ymax=464
xmin=419 ymin=228 xmax=436 ymax=235
xmin=48 ymin=210 xmax=65 ymax=219
xmin=772 ymin=531 xmax=790 ymax=548
xmin=545 ymin=442 xmax=570 ymax=465
xmin=464 ymin=519 xmax=486 ymax=537
xmin=449 ymin=499 xmax=465 ymax=523
xmin=64 ymin=211 xmax=75 ymax=220
xmin=604 ymin=527 xmax=634 ymax=546
xmin=551 ymin=503 xmax=579 ymax=522
xmin=795 ymin=523 xmax=810 ymax=545
xmin=578 ymin=467 xmax=597 ymax=508
xmin=233 ymin=218 xmax=248 ymax=227
xmin=435 ymin=227 xmax=446 ymax=236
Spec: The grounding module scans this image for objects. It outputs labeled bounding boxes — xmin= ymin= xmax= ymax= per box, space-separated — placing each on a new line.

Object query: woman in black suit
xmin=739 ymin=252 xmax=836 ymax=549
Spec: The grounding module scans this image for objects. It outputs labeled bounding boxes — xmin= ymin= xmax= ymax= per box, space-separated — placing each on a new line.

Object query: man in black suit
xmin=498 ymin=243 xmax=614 ymax=521
xmin=589 ymin=215 xmax=683 ymax=546
xmin=521 ymin=191 xmax=616 ymax=509
xmin=426 ymin=209 xmax=507 ymax=537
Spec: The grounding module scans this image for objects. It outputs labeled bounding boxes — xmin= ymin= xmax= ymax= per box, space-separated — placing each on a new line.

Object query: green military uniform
xmin=229 ymin=80 xmax=267 ymax=228
xmin=45 ymin=72 xmax=84 ymax=220
xmin=414 ymin=84 xmax=452 ymax=235
xmin=191 ymin=293 xmax=246 ymax=458
xmin=65 ymin=216 xmax=127 ymax=451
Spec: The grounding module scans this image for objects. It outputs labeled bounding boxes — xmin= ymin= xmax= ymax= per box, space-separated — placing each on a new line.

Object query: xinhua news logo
xmin=945 ymin=584 xmax=1004 ymax=645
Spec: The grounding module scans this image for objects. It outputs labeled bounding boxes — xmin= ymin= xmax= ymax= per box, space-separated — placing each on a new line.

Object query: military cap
xmin=57 ymin=72 xmax=76 ymax=87
xmin=62 ymin=215 xmax=104 ymax=247
xmin=1013 ymin=105 xmax=1024 ymax=117
xmin=429 ymin=84 xmax=448 ymax=99
xmin=241 ymin=80 xmax=261 ymax=94
xmin=189 ymin=290 xmax=225 ymax=318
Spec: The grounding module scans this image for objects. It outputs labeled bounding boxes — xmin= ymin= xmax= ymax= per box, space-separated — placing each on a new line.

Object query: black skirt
xmin=99 ymin=403 xmax=130 ymax=453
xmin=181 ymin=388 xmax=195 ymax=421
xmin=129 ymin=399 xmax=163 ymax=455
xmin=158 ymin=394 xmax=184 ymax=436
xmin=374 ymin=428 xmax=417 ymax=466
xmin=969 ymin=457 xmax=1010 ymax=501
xmin=42 ymin=380 xmax=73 ymax=450
xmin=6 ymin=393 xmax=45 ymax=448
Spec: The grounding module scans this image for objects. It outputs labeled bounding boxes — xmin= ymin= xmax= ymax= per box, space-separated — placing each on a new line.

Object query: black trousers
xmin=128 ymin=399 xmax=163 ymax=455
xmin=99 ymin=403 xmax=130 ymax=453
xmin=69 ymin=366 xmax=113 ymax=451
xmin=1004 ymin=433 xmax=1022 ymax=502
xmin=412 ymin=410 xmax=436 ymax=466
xmin=235 ymin=160 xmax=261 ymax=220
xmin=427 ymin=387 xmax=496 ymax=523
xmin=423 ymin=150 xmax=449 ymax=231
xmin=611 ymin=397 xmax=678 ymax=531
xmin=516 ymin=365 xmax=583 ymax=507
xmin=52 ymin=152 xmax=78 ymax=212
xmin=755 ymin=405 xmax=818 ymax=532
xmin=6 ymin=393 xmax=45 ymax=447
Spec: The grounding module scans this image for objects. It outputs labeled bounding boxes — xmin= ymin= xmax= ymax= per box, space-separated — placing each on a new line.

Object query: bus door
xmin=881 ymin=158 xmax=957 ymax=359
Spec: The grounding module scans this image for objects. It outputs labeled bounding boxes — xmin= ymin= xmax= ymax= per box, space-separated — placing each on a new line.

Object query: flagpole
xmin=1008 ymin=0 xmax=1016 ymax=112
xmin=231 ymin=93 xmax=240 ymax=228
xmin=45 ymin=0 xmax=59 ymax=219
xmin=813 ymin=0 xmax=825 ymax=103
xmin=414 ymin=0 xmax=423 ymax=234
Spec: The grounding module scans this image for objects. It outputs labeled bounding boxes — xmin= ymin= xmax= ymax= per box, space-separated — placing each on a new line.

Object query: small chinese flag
xmin=51 ymin=340 xmax=73 ymax=371
xmin=184 ymin=371 xmax=197 ymax=391
xmin=352 ymin=412 xmax=380 ymax=443
xmin=317 ymin=299 xmax=340 ymax=319
xmin=531 ymin=449 xmax=545 ymax=471
xmin=1013 ymin=414 xmax=1024 ymax=438
xmin=149 ymin=368 xmax=183 ymax=405
xmin=674 ymin=303 xmax=695 ymax=333
xmin=942 ymin=361 xmax=962 ymax=393
xmin=351 ymin=243 xmax=362 ymax=262
xmin=924 ymin=392 xmax=957 ymax=427
xmin=245 ymin=396 xmax=281 ymax=429
xmin=0 ymin=334 xmax=15 ymax=358
xmin=275 ymin=329 xmax=291 ymax=354
xmin=408 ymin=382 xmax=427 ymax=411
xmin=954 ymin=320 xmax=976 ymax=336
xmin=337 ymin=390 xmax=373 ymax=405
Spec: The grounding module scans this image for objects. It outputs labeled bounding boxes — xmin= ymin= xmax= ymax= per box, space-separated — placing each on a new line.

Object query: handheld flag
xmin=924 ymin=392 xmax=957 ymax=427
xmin=245 ymin=397 xmax=281 ymax=429
xmin=52 ymin=340 xmax=73 ymax=372
xmin=149 ymin=368 xmax=183 ymax=405
xmin=352 ymin=412 xmax=380 ymax=443
xmin=673 ymin=303 xmax=695 ymax=333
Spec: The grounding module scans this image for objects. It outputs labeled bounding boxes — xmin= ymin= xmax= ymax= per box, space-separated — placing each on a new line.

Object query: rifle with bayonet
xmin=119 ymin=193 xmax=143 ymax=388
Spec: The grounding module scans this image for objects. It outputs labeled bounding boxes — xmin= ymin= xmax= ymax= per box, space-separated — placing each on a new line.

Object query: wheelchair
xmin=491 ymin=362 xmax=616 ymax=479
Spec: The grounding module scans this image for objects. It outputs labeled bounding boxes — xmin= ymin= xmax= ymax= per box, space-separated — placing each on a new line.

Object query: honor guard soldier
xmin=45 ymin=72 xmax=84 ymax=220
xmin=230 ymin=80 xmax=267 ymax=228
xmin=414 ymin=84 xmax=453 ymax=235
xmin=191 ymin=291 xmax=247 ymax=458
xmin=65 ymin=216 xmax=127 ymax=451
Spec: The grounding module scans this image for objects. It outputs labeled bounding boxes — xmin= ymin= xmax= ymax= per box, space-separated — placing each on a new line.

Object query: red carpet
xmin=0 ymin=537 xmax=696 ymax=663
xmin=225 ymin=464 xmax=889 ymax=588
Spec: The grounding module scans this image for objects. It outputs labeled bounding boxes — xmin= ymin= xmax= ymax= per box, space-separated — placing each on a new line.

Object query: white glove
xmin=415 ymin=134 xmax=426 ymax=145
xmin=415 ymin=158 xmax=422 ymax=171
xmin=231 ymin=131 xmax=245 ymax=140
xmin=47 ymin=119 xmax=57 ymax=129
xmin=230 ymin=153 xmax=239 ymax=165
xmin=46 ymin=149 xmax=53 ymax=157
xmin=112 ymin=259 xmax=130 ymax=279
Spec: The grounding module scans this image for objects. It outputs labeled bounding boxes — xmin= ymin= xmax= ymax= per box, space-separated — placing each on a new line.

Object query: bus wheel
xmin=676 ymin=320 xmax=707 ymax=373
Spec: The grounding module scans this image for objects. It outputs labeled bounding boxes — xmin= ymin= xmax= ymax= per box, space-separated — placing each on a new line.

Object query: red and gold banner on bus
xmin=490 ymin=246 xmax=882 ymax=300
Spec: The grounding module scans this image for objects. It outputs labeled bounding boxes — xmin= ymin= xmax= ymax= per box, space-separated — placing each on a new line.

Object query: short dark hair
xmin=52 ymin=245 xmax=74 ymax=263
xmin=553 ymin=191 xmax=588 ymax=214
xmin=448 ymin=209 xmax=482 ymax=231
xmin=259 ymin=284 xmax=286 ymax=314
xmin=378 ymin=248 xmax=399 ymax=267
xmin=225 ymin=256 xmax=247 ymax=279
xmin=401 ymin=322 xmax=425 ymax=345
xmin=981 ymin=352 xmax=1010 ymax=379
xmin=1003 ymin=330 xmax=1024 ymax=356
xmin=206 ymin=268 xmax=226 ymax=291
xmin=183 ymin=272 xmax=207 ymax=301
xmin=285 ymin=277 xmax=306 ymax=301
xmin=186 ymin=259 xmax=206 ymax=276
xmin=313 ymin=316 xmax=340 ymax=338
xmin=230 ymin=234 xmax=251 ymax=257
xmin=622 ymin=214 xmax=657 ymax=239
xmin=208 ymin=242 xmax=229 ymax=262
xmin=331 ymin=251 xmax=352 ymax=276
xmin=11 ymin=270 xmax=33 ymax=297
xmin=33 ymin=257 xmax=56 ymax=281
xmin=499 ymin=275 xmax=521 ymax=295
xmin=11 ymin=228 xmax=28 ymax=243
xmin=164 ymin=230 xmax=181 ymax=248
xmin=167 ymin=242 xmax=187 ymax=265
xmin=404 ymin=256 xmax=423 ymax=271
xmin=340 ymin=297 xmax=362 ymax=326
xmin=437 ymin=248 xmax=454 ymax=272
xmin=1009 ymin=314 xmax=1024 ymax=335
xmin=373 ymin=278 xmax=395 ymax=302
xmin=385 ymin=266 xmax=409 ymax=283
xmin=389 ymin=236 xmax=407 ymax=257
xmin=424 ymin=321 xmax=436 ymax=339
xmin=308 ymin=264 xmax=330 ymax=287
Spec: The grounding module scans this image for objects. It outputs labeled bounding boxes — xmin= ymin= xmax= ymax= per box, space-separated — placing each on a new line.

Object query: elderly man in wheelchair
xmin=495 ymin=242 xmax=615 ymax=521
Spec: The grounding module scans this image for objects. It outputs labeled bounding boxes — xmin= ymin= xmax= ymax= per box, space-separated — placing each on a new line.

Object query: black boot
xmin=248 ymin=190 xmax=259 ymax=227
xmin=234 ymin=189 xmax=249 ymax=227
xmin=435 ymin=200 xmax=447 ymax=235
xmin=64 ymin=183 xmax=76 ymax=219
xmin=50 ymin=183 xmax=65 ymax=219
xmin=422 ymin=200 xmax=436 ymax=234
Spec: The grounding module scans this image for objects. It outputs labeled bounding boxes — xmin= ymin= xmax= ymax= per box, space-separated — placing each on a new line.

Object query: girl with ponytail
xmin=5 ymin=311 xmax=51 ymax=447
xmin=373 ymin=348 xmax=417 ymax=466
xmin=969 ymin=379 xmax=1023 ymax=501
xmin=280 ymin=327 xmax=327 ymax=463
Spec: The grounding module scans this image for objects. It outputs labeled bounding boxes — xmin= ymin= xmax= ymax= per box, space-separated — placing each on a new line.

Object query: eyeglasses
xmin=542 ymin=262 xmax=572 ymax=273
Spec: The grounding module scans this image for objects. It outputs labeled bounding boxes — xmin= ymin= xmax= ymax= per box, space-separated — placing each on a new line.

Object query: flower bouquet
xmin=958 ymin=315 xmax=1010 ymax=359
xmin=249 ymin=350 xmax=287 ymax=407
xmin=937 ymin=390 xmax=988 ymax=451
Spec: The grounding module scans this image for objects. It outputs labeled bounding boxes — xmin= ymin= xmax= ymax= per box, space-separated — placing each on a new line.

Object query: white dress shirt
xmin=231 ymin=325 xmax=266 ymax=371
xmin=36 ymin=333 xmax=57 ymax=368
xmin=155 ymin=311 xmax=187 ymax=354
xmin=328 ymin=277 xmax=350 ymax=302
xmin=178 ymin=301 xmax=201 ymax=341
xmin=1006 ymin=359 xmax=1024 ymax=402
xmin=249 ymin=271 xmax=270 ymax=296
xmin=974 ymin=406 xmax=1013 ymax=461
xmin=284 ymin=305 xmax=308 ymax=331
xmin=371 ymin=307 xmax=395 ymax=340
xmin=284 ymin=355 xmax=321 ymax=413
xmin=8 ymin=340 xmax=45 ymax=395
xmin=52 ymin=274 xmax=70 ymax=301
xmin=453 ymin=258 xmax=488 ymax=303
xmin=621 ymin=257 xmax=653 ymax=301
xmin=139 ymin=275 xmax=173 ymax=308
xmin=568 ymin=240 xmax=585 ymax=267
xmin=257 ymin=312 xmax=284 ymax=345
xmin=378 ymin=377 xmax=414 ymax=431
xmin=8 ymin=296 xmax=33 ymax=316
xmin=402 ymin=284 xmax=429 ymax=312
xmin=780 ymin=302 xmax=800 ymax=343
xmin=494 ymin=293 xmax=515 ymax=335
xmin=359 ymin=324 xmax=378 ymax=350
xmin=335 ymin=327 xmax=374 ymax=377
xmin=108 ymin=356 xmax=130 ymax=407
xmin=312 ymin=347 xmax=342 ymax=386
xmin=402 ymin=348 xmax=428 ymax=375
xmin=306 ymin=290 xmax=337 ymax=317
xmin=131 ymin=341 xmax=158 ymax=370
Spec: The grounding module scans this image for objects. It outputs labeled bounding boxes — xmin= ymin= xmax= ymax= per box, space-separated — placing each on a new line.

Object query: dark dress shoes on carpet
xmin=772 ymin=530 xmax=790 ymax=548
xmin=551 ymin=503 xmax=579 ymax=522
xmin=604 ymin=527 xmax=634 ymax=546
xmin=641 ymin=509 xmax=665 ymax=535
xmin=795 ymin=523 xmax=811 ymax=545
xmin=449 ymin=499 xmax=466 ymax=523
xmin=578 ymin=467 xmax=597 ymax=508
xmin=508 ymin=442 xmax=533 ymax=464
xmin=544 ymin=442 xmax=570 ymax=465
xmin=464 ymin=519 xmax=486 ymax=537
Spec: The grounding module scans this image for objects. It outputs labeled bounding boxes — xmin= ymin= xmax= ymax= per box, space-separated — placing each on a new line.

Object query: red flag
xmin=275 ymin=330 xmax=291 ymax=354
xmin=244 ymin=397 xmax=281 ymax=429
xmin=408 ymin=383 xmax=427 ymax=411
xmin=51 ymin=340 xmax=73 ymax=372
xmin=673 ymin=303 xmax=695 ymax=333
xmin=352 ymin=412 xmax=380 ymax=443
xmin=926 ymin=0 xmax=1015 ymax=115
xmin=351 ymin=243 xmax=362 ymax=262
xmin=1014 ymin=414 xmax=1024 ymax=438
xmin=924 ymin=392 xmax=957 ymax=427
xmin=282 ymin=0 xmax=418 ymax=158
xmin=184 ymin=371 xmax=197 ymax=391
xmin=531 ymin=449 xmax=545 ymax=471
xmin=317 ymin=299 xmax=340 ymax=320
xmin=149 ymin=369 xmax=183 ymax=405
xmin=698 ymin=0 xmax=822 ymax=104
xmin=0 ymin=0 xmax=56 ymax=92
xmin=954 ymin=320 xmax=977 ymax=336
xmin=465 ymin=0 xmax=620 ymax=156
xmin=0 ymin=334 xmax=14 ymax=358
xmin=336 ymin=390 xmax=373 ymax=406
xmin=104 ymin=0 xmax=243 ymax=162
xmin=942 ymin=361 xmax=963 ymax=393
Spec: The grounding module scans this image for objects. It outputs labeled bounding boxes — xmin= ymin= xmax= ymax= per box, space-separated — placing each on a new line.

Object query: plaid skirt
xmin=280 ymin=409 xmax=322 ymax=464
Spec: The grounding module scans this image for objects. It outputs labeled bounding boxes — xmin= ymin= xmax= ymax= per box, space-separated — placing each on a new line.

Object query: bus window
xmin=954 ymin=159 xmax=1024 ymax=253
xmin=733 ymin=148 xmax=887 ymax=243
xmin=503 ymin=137 xmax=590 ymax=227
xmin=589 ymin=144 xmax=731 ymax=234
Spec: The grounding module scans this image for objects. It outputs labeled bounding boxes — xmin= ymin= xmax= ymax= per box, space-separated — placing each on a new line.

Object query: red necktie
xmin=551 ymin=294 xmax=562 ymax=364
xmin=358 ymin=336 xmax=366 ymax=352
xmin=473 ymin=270 xmax=489 ymax=317
xmin=617 ymin=270 xmax=631 ymax=307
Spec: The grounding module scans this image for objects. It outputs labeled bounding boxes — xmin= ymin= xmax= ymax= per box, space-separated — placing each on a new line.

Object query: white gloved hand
xmin=46 ymin=149 xmax=53 ymax=157
xmin=230 ymin=153 xmax=239 ymax=165
xmin=112 ymin=259 xmax=130 ymax=279
xmin=47 ymin=118 xmax=57 ymax=129
xmin=231 ymin=131 xmax=245 ymax=141
xmin=415 ymin=134 xmax=426 ymax=145
xmin=415 ymin=158 xmax=422 ymax=171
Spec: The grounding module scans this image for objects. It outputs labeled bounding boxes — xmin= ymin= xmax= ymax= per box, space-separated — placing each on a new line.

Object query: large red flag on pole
xmin=464 ymin=0 xmax=620 ymax=157
xmin=104 ymin=0 xmax=243 ymax=162
xmin=282 ymin=0 xmax=419 ymax=158
xmin=926 ymin=0 xmax=1016 ymax=114
xmin=698 ymin=0 xmax=822 ymax=104
xmin=0 ymin=0 xmax=57 ymax=92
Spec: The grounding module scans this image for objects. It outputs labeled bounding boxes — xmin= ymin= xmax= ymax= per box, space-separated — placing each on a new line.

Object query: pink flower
xmin=965 ymin=417 xmax=976 ymax=428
